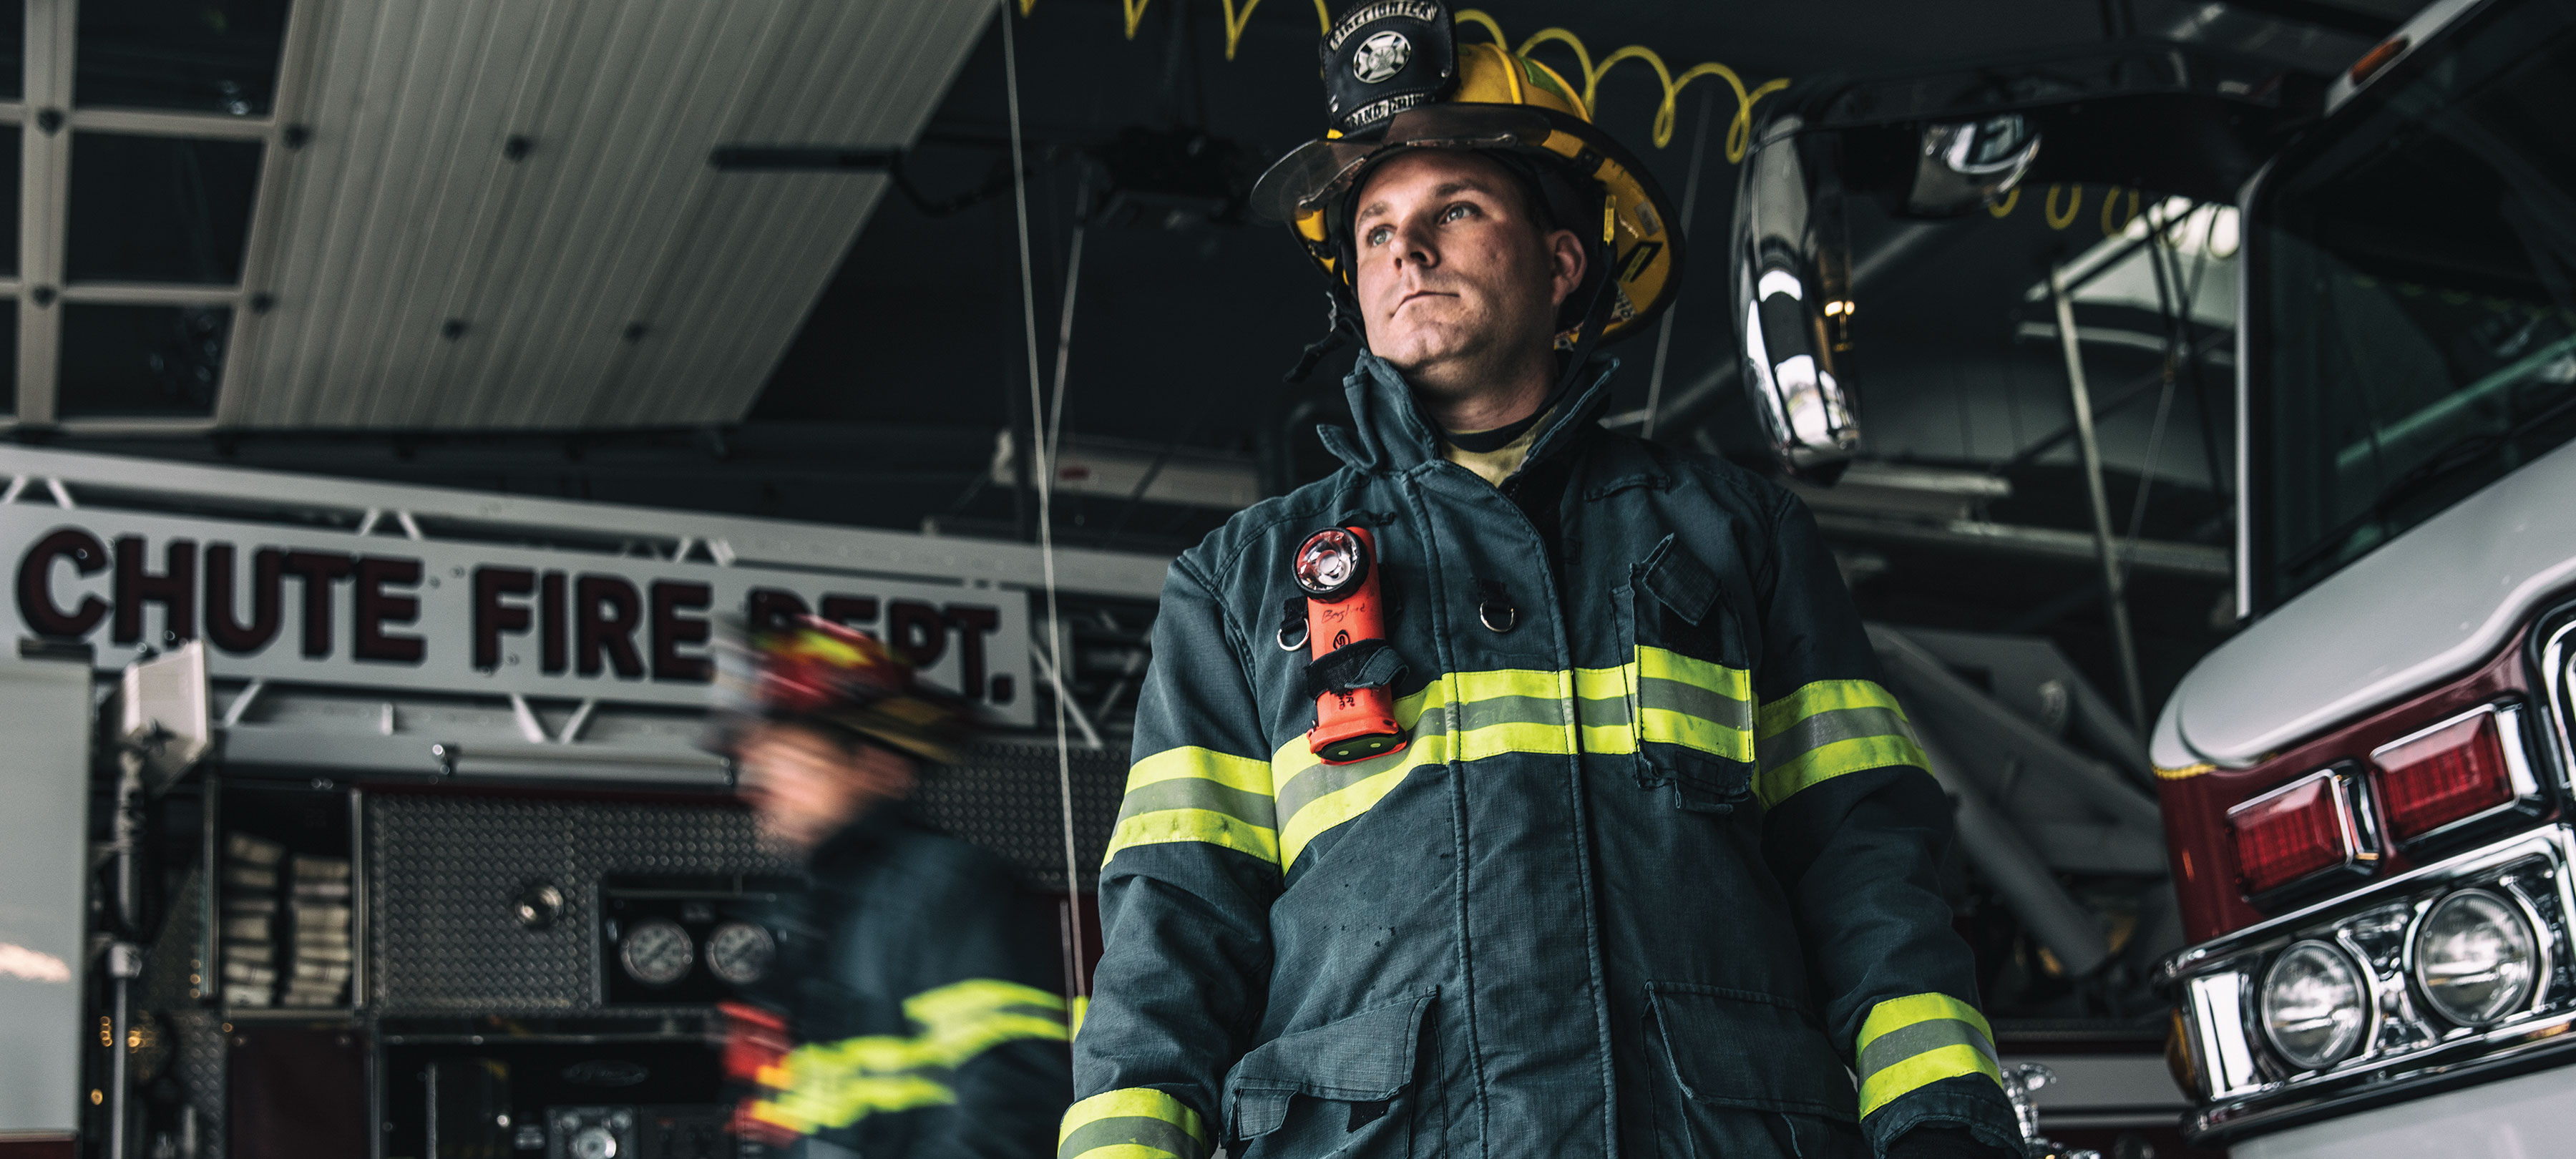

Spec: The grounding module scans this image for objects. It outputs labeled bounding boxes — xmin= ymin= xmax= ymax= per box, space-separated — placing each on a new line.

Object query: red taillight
xmin=2373 ymin=708 xmax=2517 ymax=841
xmin=2228 ymin=770 xmax=2370 ymax=896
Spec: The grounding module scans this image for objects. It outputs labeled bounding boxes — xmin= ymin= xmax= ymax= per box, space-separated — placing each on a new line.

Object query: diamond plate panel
xmin=367 ymin=796 xmax=785 ymax=1013
xmin=169 ymin=1009 xmax=227 ymax=1159
xmin=368 ymin=741 xmax=1122 ymax=1010
xmin=918 ymin=741 xmax=1126 ymax=891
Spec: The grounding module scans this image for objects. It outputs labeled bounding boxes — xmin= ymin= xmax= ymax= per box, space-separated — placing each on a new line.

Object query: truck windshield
xmin=2251 ymin=4 xmax=2576 ymax=611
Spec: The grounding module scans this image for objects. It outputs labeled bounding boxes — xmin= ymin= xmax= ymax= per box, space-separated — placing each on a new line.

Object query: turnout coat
xmin=1063 ymin=353 xmax=2019 ymax=1159
xmin=743 ymin=807 xmax=1072 ymax=1158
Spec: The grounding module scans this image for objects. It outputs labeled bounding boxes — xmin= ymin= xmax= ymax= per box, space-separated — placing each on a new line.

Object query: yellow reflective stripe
xmin=1576 ymin=662 xmax=1640 ymax=753
xmin=1581 ymin=722 xmax=1638 ymax=753
xmin=1272 ymin=664 xmax=1611 ymax=866
xmin=1105 ymin=746 xmax=1278 ymax=866
xmin=1755 ymin=733 xmax=1928 ymax=808
xmin=1859 ymin=992 xmax=1994 ymax=1048
xmin=1639 ymin=705 xmax=1755 ymax=761
xmin=1753 ymin=680 xmax=1923 ymax=806
xmin=907 ymin=979 xmax=1068 ymax=1063
xmin=1857 ymin=1044 xmax=2004 ymax=1119
xmin=1636 ymin=646 xmax=1754 ymax=700
xmin=1068 ymin=994 xmax=1090 ymax=1039
xmin=1258 ymin=655 xmax=1760 ymax=866
xmin=755 ymin=979 xmax=1067 ymax=1135
xmin=1855 ymin=993 xmax=2001 ymax=1118
xmin=1451 ymin=666 xmax=1570 ymax=702
xmin=1572 ymin=663 xmax=1631 ymax=702
xmin=1061 ymin=1089 xmax=1210 ymax=1143
xmin=1104 ymin=808 xmax=1280 ymax=867
xmin=1757 ymin=678 xmax=1904 ymax=738
xmin=1125 ymin=746 xmax=1274 ymax=796
xmin=1060 ymin=1089 xmax=1209 ymax=1159
xmin=1458 ymin=718 xmax=1576 ymax=761
xmin=753 ymin=1072 xmax=954 ymax=1133
xmin=1279 ymin=738 xmax=1443 ymax=869
xmin=1629 ymin=647 xmax=1754 ymax=760
xmin=1269 ymin=681 xmax=1445 ymax=776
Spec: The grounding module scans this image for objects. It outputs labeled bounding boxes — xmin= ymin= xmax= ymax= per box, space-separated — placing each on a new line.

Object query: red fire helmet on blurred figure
xmin=711 ymin=614 xmax=972 ymax=764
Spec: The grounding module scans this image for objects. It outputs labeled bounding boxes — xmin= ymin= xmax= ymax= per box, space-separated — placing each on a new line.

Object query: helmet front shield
xmin=1249 ymin=104 xmax=1556 ymax=223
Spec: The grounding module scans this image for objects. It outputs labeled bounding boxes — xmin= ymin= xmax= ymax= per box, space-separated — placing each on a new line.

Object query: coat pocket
xmin=1225 ymin=991 xmax=1438 ymax=1158
xmin=1647 ymin=983 xmax=1855 ymax=1121
xmin=1621 ymin=537 xmax=1757 ymax=812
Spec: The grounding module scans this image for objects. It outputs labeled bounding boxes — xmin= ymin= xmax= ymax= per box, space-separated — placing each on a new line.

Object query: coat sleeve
xmin=748 ymin=848 xmax=1072 ymax=1159
xmin=1060 ymin=557 xmax=1281 ymax=1159
xmin=902 ymin=860 xmax=1078 ymax=1158
xmin=1747 ymin=489 xmax=2021 ymax=1158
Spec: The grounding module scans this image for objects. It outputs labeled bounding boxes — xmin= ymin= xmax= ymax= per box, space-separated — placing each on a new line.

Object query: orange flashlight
xmin=1297 ymin=527 xmax=1406 ymax=764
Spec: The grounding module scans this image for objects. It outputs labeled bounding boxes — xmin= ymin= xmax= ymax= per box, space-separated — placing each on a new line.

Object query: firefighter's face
xmin=1350 ymin=150 xmax=1585 ymax=385
xmin=736 ymin=723 xmax=917 ymax=853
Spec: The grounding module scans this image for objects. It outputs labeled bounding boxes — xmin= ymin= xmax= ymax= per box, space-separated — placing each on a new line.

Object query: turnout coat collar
xmin=1320 ymin=351 xmax=1623 ymax=481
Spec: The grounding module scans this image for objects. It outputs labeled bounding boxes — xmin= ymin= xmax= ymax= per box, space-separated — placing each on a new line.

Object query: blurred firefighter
xmin=716 ymin=615 xmax=1070 ymax=1158
xmin=1060 ymin=4 xmax=2021 ymax=1159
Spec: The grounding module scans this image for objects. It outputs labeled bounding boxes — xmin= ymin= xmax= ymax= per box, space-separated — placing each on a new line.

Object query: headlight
xmin=2260 ymin=940 xmax=2369 ymax=1070
xmin=2411 ymin=888 xmax=2538 ymax=1026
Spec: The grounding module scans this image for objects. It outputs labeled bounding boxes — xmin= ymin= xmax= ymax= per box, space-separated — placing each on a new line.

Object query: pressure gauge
xmin=617 ymin=918 xmax=695 ymax=987
xmin=706 ymin=921 xmax=777 ymax=986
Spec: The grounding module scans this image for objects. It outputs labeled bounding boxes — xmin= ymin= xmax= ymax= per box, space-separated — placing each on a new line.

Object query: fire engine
xmin=2152 ymin=0 xmax=2576 ymax=1153
xmin=0 ymin=444 xmax=1164 ymax=1158
xmin=1726 ymin=0 xmax=2576 ymax=1151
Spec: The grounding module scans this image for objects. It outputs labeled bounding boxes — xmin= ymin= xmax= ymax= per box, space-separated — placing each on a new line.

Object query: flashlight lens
xmin=1296 ymin=529 xmax=1363 ymax=596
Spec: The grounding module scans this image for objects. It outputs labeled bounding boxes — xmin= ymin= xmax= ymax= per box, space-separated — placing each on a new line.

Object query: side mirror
xmin=1906 ymin=114 xmax=2039 ymax=217
xmin=1735 ymin=122 xmax=1858 ymax=482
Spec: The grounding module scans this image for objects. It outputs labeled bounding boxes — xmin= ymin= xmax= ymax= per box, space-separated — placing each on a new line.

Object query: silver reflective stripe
xmin=1575 ymin=688 xmax=1632 ymax=730
xmin=1855 ymin=1015 xmax=1996 ymax=1082
xmin=1637 ymin=674 xmax=1753 ymax=731
xmin=1275 ymin=741 xmax=1420 ymax=823
xmin=1757 ymin=704 xmax=1916 ymax=771
xmin=1060 ymin=1115 xmax=1205 ymax=1159
xmin=1453 ymin=693 xmax=1574 ymax=733
xmin=1111 ymin=778 xmax=1274 ymax=829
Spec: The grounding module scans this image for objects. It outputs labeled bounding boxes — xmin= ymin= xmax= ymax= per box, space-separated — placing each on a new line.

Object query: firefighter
xmin=718 ymin=615 xmax=1071 ymax=1158
xmin=1060 ymin=4 xmax=2020 ymax=1159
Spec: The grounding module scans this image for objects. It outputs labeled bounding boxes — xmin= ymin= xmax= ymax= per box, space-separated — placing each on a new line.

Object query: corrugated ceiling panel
xmin=341 ymin=0 xmax=566 ymax=428
xmin=600 ymin=0 xmax=995 ymax=427
xmin=228 ymin=0 xmax=553 ymax=426
xmin=222 ymin=0 xmax=992 ymax=430
xmin=494 ymin=4 xmax=784 ymax=427
xmin=434 ymin=0 xmax=777 ymax=428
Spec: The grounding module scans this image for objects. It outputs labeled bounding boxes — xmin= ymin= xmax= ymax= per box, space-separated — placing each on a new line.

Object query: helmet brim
xmin=1250 ymin=104 xmax=1557 ymax=222
xmin=1254 ymin=102 xmax=1687 ymax=348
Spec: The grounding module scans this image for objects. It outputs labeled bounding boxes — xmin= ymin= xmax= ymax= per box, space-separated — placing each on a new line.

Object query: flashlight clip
xmin=1295 ymin=525 xmax=1407 ymax=765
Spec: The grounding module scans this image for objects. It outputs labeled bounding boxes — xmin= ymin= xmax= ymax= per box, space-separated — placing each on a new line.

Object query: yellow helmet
xmin=1252 ymin=1 xmax=1684 ymax=356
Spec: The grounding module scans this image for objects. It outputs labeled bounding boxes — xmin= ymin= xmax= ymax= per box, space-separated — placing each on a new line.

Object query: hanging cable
xmin=1002 ymin=0 xmax=1091 ymax=1014
xmin=1047 ymin=161 xmax=1093 ymax=465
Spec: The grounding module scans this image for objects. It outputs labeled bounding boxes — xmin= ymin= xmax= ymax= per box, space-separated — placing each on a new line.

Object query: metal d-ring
xmin=1278 ymin=620 xmax=1309 ymax=650
xmin=1475 ymin=579 xmax=1517 ymax=633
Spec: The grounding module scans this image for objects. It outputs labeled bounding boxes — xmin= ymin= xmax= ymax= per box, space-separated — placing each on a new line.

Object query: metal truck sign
xmin=4 ymin=505 xmax=1032 ymax=725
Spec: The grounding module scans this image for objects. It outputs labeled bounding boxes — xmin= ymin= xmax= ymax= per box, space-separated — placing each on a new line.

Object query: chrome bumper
xmin=2160 ymin=824 xmax=2576 ymax=1142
